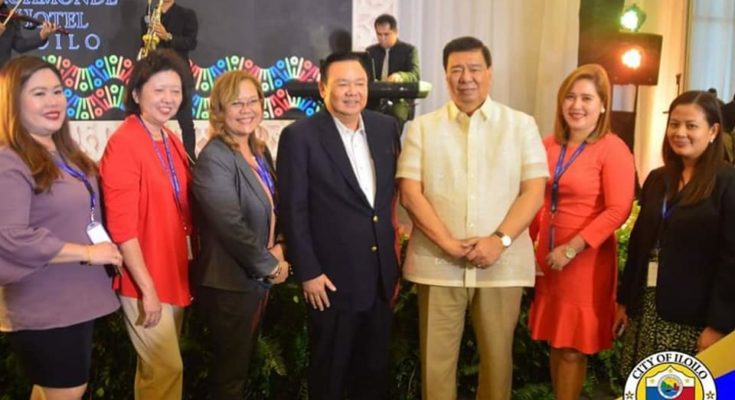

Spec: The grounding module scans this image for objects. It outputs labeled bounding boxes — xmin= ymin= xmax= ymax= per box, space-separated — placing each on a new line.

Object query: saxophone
xmin=137 ymin=0 xmax=164 ymax=60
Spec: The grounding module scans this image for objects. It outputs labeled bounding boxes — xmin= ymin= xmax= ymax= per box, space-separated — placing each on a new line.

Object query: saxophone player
xmin=140 ymin=0 xmax=199 ymax=162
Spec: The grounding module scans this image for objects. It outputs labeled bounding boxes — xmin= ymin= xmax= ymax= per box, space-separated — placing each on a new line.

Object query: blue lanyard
xmin=548 ymin=142 xmax=587 ymax=250
xmin=56 ymin=157 xmax=96 ymax=222
xmin=550 ymin=143 xmax=587 ymax=213
xmin=661 ymin=196 xmax=675 ymax=221
xmin=254 ymin=155 xmax=275 ymax=197
xmin=136 ymin=116 xmax=186 ymax=222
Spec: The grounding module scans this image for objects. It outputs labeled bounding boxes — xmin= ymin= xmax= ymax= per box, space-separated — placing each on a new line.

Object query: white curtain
xmin=688 ymin=0 xmax=735 ymax=103
xmin=395 ymin=0 xmax=580 ymax=134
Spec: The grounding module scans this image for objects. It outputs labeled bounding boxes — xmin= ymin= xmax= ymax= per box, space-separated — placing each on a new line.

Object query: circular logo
xmin=657 ymin=374 xmax=683 ymax=399
xmin=623 ymin=351 xmax=717 ymax=399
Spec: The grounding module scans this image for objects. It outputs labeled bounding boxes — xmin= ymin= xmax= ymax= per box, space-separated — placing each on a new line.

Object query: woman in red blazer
xmin=99 ymin=49 xmax=193 ymax=400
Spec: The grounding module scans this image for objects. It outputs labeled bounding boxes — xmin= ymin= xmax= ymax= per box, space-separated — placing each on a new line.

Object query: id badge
xmin=86 ymin=222 xmax=121 ymax=275
xmin=646 ymin=260 xmax=658 ymax=287
xmin=186 ymin=235 xmax=193 ymax=261
xmin=86 ymin=221 xmax=112 ymax=244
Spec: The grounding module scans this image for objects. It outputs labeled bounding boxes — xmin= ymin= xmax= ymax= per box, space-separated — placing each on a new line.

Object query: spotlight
xmin=621 ymin=47 xmax=643 ymax=69
xmin=620 ymin=4 xmax=646 ymax=32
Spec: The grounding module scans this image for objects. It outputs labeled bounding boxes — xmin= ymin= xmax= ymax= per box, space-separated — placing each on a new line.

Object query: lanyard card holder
xmin=86 ymin=222 xmax=122 ymax=276
xmin=647 ymin=247 xmax=659 ymax=287
xmin=87 ymin=221 xmax=112 ymax=244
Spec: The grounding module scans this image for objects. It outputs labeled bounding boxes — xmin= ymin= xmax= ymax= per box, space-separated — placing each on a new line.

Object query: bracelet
xmin=267 ymin=263 xmax=282 ymax=280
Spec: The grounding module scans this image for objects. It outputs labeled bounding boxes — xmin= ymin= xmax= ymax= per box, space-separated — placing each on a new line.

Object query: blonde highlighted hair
xmin=208 ymin=70 xmax=267 ymax=155
xmin=553 ymin=63 xmax=612 ymax=144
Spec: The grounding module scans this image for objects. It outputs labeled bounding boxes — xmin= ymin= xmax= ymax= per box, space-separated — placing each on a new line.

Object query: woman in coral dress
xmin=528 ymin=64 xmax=635 ymax=400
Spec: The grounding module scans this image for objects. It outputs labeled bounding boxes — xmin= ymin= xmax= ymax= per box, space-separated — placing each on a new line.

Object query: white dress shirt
xmin=333 ymin=115 xmax=376 ymax=207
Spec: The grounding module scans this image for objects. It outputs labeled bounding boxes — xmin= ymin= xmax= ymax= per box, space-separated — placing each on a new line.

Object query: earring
xmin=710 ymin=138 xmax=715 ymax=144
xmin=601 ymin=107 xmax=606 ymax=113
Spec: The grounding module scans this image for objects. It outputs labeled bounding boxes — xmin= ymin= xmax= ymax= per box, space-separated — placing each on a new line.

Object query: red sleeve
xmin=530 ymin=136 xmax=553 ymax=242
xmin=579 ymin=135 xmax=636 ymax=248
xmin=100 ymin=128 xmax=141 ymax=244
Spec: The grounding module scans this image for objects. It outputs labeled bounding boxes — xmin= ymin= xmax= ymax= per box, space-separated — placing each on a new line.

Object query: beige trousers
xmin=119 ymin=295 xmax=184 ymax=400
xmin=417 ymin=285 xmax=523 ymax=400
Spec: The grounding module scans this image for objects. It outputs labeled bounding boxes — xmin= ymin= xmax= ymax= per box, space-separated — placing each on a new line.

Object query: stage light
xmin=620 ymin=4 xmax=646 ymax=32
xmin=621 ymin=47 xmax=643 ymax=69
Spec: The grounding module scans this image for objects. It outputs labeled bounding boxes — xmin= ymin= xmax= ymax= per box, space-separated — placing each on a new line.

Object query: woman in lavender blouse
xmin=0 ymin=56 xmax=122 ymax=400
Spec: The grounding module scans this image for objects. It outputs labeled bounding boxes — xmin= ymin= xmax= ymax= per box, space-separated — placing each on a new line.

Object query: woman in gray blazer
xmin=192 ymin=70 xmax=288 ymax=400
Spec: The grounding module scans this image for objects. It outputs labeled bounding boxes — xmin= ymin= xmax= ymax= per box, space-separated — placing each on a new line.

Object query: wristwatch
xmin=493 ymin=231 xmax=512 ymax=248
xmin=563 ymin=246 xmax=577 ymax=260
xmin=266 ymin=262 xmax=282 ymax=281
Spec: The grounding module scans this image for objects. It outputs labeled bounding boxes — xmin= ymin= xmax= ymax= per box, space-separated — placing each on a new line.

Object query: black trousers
xmin=196 ymin=285 xmax=268 ymax=400
xmin=307 ymin=296 xmax=393 ymax=400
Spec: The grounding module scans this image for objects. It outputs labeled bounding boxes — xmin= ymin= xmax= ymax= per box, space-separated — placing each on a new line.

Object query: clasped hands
xmin=268 ymin=244 xmax=289 ymax=285
xmin=545 ymin=245 xmax=573 ymax=271
xmin=442 ymin=235 xmax=504 ymax=269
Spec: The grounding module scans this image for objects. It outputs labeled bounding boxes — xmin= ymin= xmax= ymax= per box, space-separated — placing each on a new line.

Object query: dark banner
xmin=9 ymin=0 xmax=350 ymax=120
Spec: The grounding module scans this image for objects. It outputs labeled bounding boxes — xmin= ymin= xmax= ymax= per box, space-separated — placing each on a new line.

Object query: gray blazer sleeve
xmin=192 ymin=141 xmax=277 ymax=278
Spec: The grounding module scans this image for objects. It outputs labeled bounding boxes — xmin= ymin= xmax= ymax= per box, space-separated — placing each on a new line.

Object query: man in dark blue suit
xmin=277 ymin=52 xmax=401 ymax=400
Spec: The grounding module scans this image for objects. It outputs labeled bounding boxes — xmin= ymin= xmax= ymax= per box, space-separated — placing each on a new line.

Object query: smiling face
xmin=319 ymin=59 xmax=368 ymax=128
xmin=20 ymin=68 xmax=67 ymax=142
xmin=223 ymin=79 xmax=263 ymax=138
xmin=133 ymin=69 xmax=182 ymax=132
xmin=666 ymin=103 xmax=719 ymax=163
xmin=445 ymin=50 xmax=492 ymax=114
xmin=561 ymin=78 xmax=604 ymax=137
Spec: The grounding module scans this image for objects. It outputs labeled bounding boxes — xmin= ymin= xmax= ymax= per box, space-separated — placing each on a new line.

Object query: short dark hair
xmin=374 ymin=14 xmax=397 ymax=30
xmin=319 ymin=52 xmax=369 ymax=84
xmin=442 ymin=36 xmax=492 ymax=70
xmin=124 ymin=49 xmax=190 ymax=116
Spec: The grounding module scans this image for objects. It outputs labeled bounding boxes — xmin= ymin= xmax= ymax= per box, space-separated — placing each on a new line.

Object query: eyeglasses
xmin=230 ymin=98 xmax=262 ymax=111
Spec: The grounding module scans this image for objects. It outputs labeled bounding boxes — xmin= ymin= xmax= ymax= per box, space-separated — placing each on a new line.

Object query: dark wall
xmin=11 ymin=0 xmax=350 ymax=120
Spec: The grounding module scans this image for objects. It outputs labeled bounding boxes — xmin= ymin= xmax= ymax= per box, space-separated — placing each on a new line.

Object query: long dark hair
xmin=0 ymin=56 xmax=97 ymax=193
xmin=662 ymin=90 xmax=724 ymax=205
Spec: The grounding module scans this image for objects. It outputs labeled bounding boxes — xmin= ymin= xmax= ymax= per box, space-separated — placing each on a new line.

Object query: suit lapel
xmin=317 ymin=113 xmax=372 ymax=207
xmin=364 ymin=113 xmax=388 ymax=206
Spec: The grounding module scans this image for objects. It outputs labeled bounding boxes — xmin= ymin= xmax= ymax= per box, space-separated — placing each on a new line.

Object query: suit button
xmin=371 ymin=245 xmax=378 ymax=252
xmin=372 ymin=215 xmax=379 ymax=222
